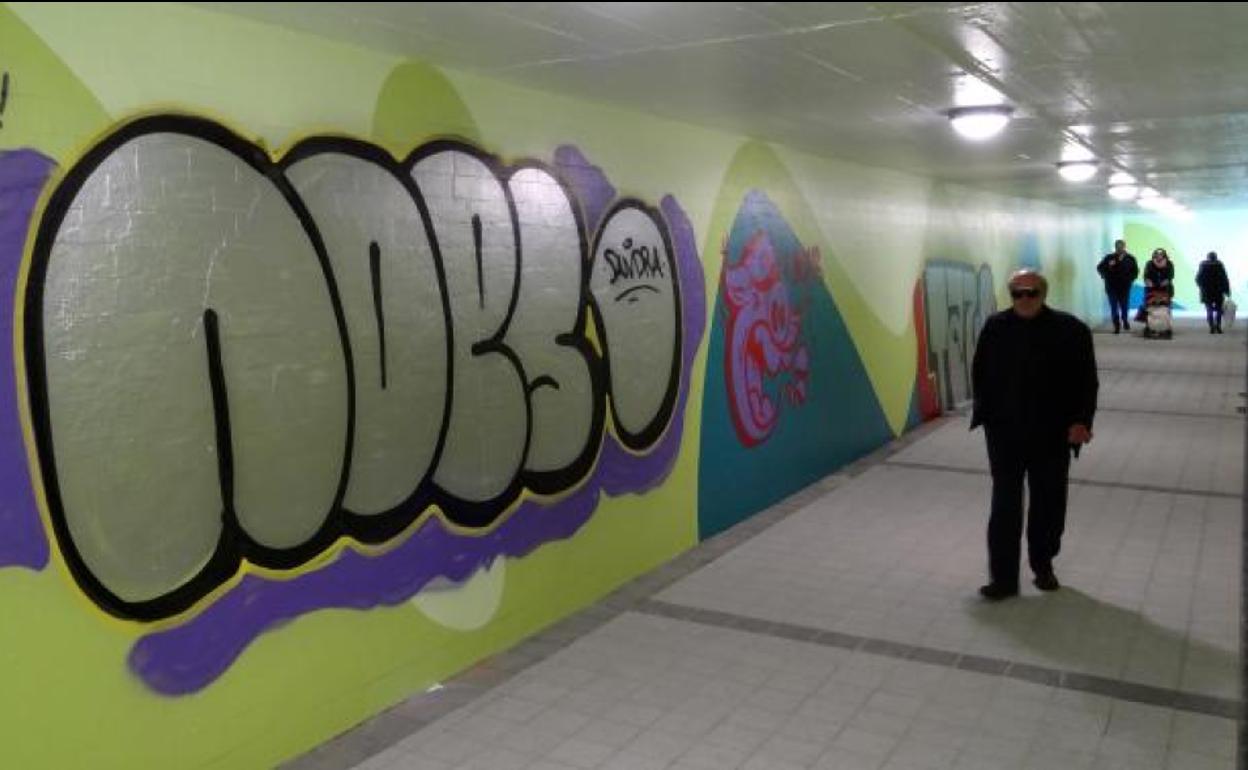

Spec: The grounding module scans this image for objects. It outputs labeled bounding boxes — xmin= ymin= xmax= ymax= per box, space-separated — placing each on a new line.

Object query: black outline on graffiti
xmin=0 ymin=71 xmax=9 ymax=129
xmin=24 ymin=116 xmax=677 ymax=620
xmin=615 ymin=285 xmax=660 ymax=303
xmin=278 ymin=135 xmax=452 ymax=541
xmin=368 ymin=241 xmax=388 ymax=390
xmin=588 ymin=199 xmax=682 ymax=452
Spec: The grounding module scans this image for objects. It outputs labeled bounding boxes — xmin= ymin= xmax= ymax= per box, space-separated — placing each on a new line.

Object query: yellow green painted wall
xmin=0 ymin=3 xmax=1112 ymax=768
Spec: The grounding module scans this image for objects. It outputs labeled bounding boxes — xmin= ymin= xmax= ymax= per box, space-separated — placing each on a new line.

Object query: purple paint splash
xmin=0 ymin=149 xmax=54 ymax=570
xmin=553 ymin=145 xmax=614 ymax=230
xmin=129 ymin=148 xmax=705 ymax=695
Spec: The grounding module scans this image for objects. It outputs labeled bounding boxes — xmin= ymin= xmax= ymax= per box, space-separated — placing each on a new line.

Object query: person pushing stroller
xmin=1141 ymin=248 xmax=1175 ymax=339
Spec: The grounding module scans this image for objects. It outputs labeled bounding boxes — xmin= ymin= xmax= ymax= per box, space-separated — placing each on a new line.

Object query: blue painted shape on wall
xmin=1129 ymin=283 xmax=1185 ymax=311
xmin=1018 ymin=233 xmax=1042 ymax=271
xmin=697 ymin=191 xmax=893 ymax=539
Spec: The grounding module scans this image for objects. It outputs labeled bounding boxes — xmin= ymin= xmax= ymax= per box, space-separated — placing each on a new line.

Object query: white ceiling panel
xmin=190 ymin=2 xmax=1248 ymax=208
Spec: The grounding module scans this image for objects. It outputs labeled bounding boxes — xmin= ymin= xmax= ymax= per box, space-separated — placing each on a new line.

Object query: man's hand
xmin=1068 ymin=424 xmax=1092 ymax=445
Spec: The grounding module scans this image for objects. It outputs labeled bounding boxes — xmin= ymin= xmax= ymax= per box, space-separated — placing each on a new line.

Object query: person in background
xmin=1097 ymin=239 xmax=1138 ymax=333
xmin=970 ymin=269 xmax=1098 ymax=600
xmin=1195 ymin=251 xmax=1231 ymax=333
xmin=1143 ymin=247 xmax=1175 ymax=305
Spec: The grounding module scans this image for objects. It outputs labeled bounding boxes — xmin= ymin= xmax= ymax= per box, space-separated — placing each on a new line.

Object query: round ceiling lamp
xmin=947 ymin=105 xmax=1014 ymax=141
xmin=1108 ymin=185 xmax=1138 ymax=200
xmin=1057 ymin=160 xmax=1098 ymax=183
xmin=1107 ymin=171 xmax=1138 ymax=200
xmin=1137 ymin=188 xmax=1164 ymax=209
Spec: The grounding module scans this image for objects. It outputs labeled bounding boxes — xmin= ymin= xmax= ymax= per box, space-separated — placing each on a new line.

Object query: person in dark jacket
xmin=1138 ymin=247 xmax=1176 ymax=330
xmin=971 ymin=269 xmax=1098 ymax=600
xmin=1143 ymin=248 xmax=1175 ymax=300
xmin=1195 ymin=251 xmax=1231 ymax=333
xmin=1096 ymin=240 xmax=1138 ymax=333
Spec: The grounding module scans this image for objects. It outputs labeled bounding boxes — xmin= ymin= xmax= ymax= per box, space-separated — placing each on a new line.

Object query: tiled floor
xmin=287 ymin=318 xmax=1243 ymax=770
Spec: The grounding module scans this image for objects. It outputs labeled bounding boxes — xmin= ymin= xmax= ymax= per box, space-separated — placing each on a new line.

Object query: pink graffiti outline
xmin=722 ymin=230 xmax=812 ymax=447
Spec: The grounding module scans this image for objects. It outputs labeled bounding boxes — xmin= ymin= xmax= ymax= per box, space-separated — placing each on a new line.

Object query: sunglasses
xmin=1009 ymin=287 xmax=1041 ymax=299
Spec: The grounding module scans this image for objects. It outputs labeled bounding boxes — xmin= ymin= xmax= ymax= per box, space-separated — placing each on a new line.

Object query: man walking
xmin=1195 ymin=251 xmax=1231 ymax=333
xmin=971 ymin=269 xmax=1099 ymax=600
xmin=1096 ymin=239 xmax=1138 ymax=333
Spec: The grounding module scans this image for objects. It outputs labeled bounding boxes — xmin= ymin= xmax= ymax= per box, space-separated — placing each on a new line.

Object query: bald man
xmin=970 ymin=269 xmax=1099 ymax=600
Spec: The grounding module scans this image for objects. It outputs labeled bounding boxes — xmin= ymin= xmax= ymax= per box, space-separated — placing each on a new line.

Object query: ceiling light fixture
xmin=1108 ymin=185 xmax=1138 ymax=201
xmin=1057 ymin=160 xmax=1098 ymax=183
xmin=1107 ymin=171 xmax=1137 ymax=199
xmin=1137 ymin=188 xmax=1165 ymax=210
xmin=947 ymin=105 xmax=1014 ymax=141
xmin=1157 ymin=198 xmax=1188 ymax=218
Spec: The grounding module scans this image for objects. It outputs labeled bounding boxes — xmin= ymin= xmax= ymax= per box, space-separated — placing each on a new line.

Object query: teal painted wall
xmin=698 ymin=191 xmax=892 ymax=537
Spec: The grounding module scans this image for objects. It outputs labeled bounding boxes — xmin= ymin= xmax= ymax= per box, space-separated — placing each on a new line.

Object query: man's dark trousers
xmin=984 ymin=426 xmax=1070 ymax=587
xmin=1106 ymin=288 xmax=1131 ymax=330
xmin=1205 ymin=301 xmax=1224 ymax=331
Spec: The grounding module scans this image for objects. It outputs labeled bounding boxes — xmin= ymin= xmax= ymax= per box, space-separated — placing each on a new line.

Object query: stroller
xmin=1141 ymin=288 xmax=1173 ymax=339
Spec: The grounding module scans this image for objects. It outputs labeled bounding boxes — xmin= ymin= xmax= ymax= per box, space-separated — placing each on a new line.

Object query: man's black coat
xmin=971 ymin=306 xmax=1098 ymax=441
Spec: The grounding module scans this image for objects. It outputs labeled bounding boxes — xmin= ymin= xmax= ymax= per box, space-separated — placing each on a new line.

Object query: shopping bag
xmin=1224 ymin=298 xmax=1237 ymax=328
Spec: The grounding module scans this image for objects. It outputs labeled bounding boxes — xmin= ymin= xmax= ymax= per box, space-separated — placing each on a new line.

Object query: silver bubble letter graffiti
xmin=507 ymin=167 xmax=598 ymax=483
xmin=410 ymin=148 xmax=527 ymax=506
xmin=26 ymin=119 xmax=693 ymax=620
xmin=590 ymin=202 xmax=681 ymax=449
xmin=286 ymin=148 xmax=449 ymax=515
xmin=35 ymin=129 xmax=348 ymax=603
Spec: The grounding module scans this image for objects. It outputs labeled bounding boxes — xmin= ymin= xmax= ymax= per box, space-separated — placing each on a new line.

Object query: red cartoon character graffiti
xmin=722 ymin=230 xmax=814 ymax=447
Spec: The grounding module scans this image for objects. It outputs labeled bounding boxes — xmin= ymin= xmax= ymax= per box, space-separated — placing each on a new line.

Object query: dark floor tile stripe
xmin=861 ymin=637 xmax=913 ymax=658
xmin=882 ymin=460 xmax=1242 ymax=500
xmin=908 ymin=646 xmax=959 ymax=667
xmin=955 ymin=653 xmax=1010 ymax=676
xmin=1099 ymin=366 xmax=1246 ymax=378
xmin=636 ymin=598 xmax=1242 ymax=721
xmin=1005 ymin=661 xmax=1062 ymax=687
xmin=1100 ymin=406 xmax=1246 ymax=420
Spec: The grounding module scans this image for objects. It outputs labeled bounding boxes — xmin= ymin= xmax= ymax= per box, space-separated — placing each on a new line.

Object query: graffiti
xmin=591 ymin=204 xmax=681 ymax=449
xmin=698 ymin=189 xmax=893 ymax=539
xmin=26 ymin=116 xmax=684 ymax=621
xmin=125 ymin=146 xmax=705 ymax=695
xmin=722 ymin=229 xmax=815 ymax=447
xmin=911 ymin=281 xmax=941 ymax=423
xmin=0 ymin=72 xmax=9 ymax=128
xmin=603 ymin=237 xmax=666 ymax=288
xmin=922 ymin=261 xmax=995 ymax=410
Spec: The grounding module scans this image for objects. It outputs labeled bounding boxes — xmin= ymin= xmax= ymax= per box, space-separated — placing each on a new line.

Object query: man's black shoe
xmin=979 ymin=583 xmax=1018 ymax=601
xmin=1033 ymin=572 xmax=1060 ymax=592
